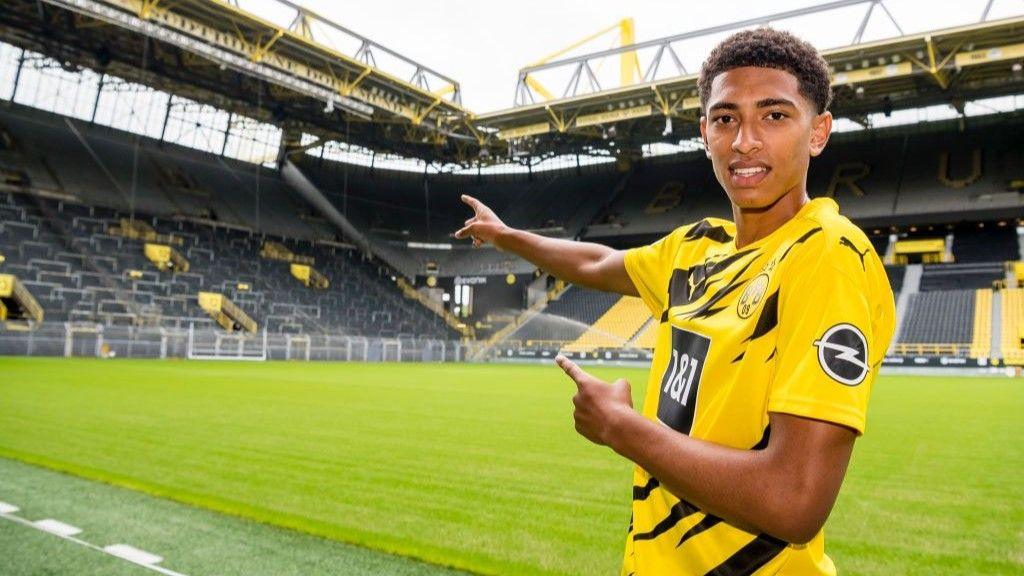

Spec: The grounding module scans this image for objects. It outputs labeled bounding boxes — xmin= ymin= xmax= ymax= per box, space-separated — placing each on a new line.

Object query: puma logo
xmin=839 ymin=236 xmax=869 ymax=269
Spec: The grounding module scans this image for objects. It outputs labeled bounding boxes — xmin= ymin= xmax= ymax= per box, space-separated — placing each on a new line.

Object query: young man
xmin=455 ymin=28 xmax=894 ymax=575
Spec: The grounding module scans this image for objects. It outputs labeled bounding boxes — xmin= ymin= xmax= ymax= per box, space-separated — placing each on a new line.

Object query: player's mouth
xmin=728 ymin=161 xmax=771 ymax=187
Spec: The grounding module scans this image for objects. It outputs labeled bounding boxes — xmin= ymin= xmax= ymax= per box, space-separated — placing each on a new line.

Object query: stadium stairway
xmin=891 ymin=264 xmax=920 ymax=352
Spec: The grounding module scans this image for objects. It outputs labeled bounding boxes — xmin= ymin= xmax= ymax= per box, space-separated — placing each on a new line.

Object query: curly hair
xmin=698 ymin=27 xmax=832 ymax=114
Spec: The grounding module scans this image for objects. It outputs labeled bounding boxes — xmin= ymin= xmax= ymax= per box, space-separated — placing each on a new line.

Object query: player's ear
xmin=809 ymin=111 xmax=832 ymax=158
xmin=699 ymin=116 xmax=711 ymax=159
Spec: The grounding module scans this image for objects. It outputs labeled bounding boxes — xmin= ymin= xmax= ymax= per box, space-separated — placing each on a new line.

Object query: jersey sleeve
xmin=769 ymin=233 xmax=893 ymax=435
xmin=623 ymin=228 xmax=684 ymax=317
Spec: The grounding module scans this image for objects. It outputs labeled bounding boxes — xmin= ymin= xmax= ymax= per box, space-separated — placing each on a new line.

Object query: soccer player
xmin=456 ymin=28 xmax=894 ymax=575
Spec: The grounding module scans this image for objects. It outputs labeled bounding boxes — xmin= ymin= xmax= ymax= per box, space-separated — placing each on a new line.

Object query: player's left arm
xmin=556 ymin=356 xmax=854 ymax=545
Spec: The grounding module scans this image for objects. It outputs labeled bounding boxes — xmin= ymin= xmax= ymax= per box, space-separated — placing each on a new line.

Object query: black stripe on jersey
xmin=633 ymin=426 xmax=772 ymax=550
xmin=703 ymin=534 xmax=787 ymax=576
xmin=633 ymin=499 xmax=701 ymax=541
xmin=679 ymin=256 xmax=760 ymax=320
xmin=778 ymin=227 xmax=822 ymax=263
xmin=743 ymin=290 xmax=779 ymax=342
xmin=685 ymin=219 xmax=734 ymax=243
xmin=732 ymin=351 xmax=745 ymax=363
xmin=677 ymin=514 xmax=723 ymax=548
xmin=633 ymin=477 xmax=661 ymax=500
xmin=765 ymin=347 xmax=777 ymax=362
xmin=667 ymin=248 xmax=759 ymax=308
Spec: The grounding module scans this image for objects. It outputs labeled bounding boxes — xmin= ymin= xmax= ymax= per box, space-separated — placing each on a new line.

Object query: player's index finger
xmin=554 ymin=355 xmax=585 ymax=385
xmin=460 ymin=194 xmax=480 ymax=210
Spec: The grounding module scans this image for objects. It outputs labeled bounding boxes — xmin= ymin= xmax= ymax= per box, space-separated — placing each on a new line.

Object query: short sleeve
xmin=769 ymin=235 xmax=893 ymax=435
xmin=623 ymin=229 xmax=684 ymax=317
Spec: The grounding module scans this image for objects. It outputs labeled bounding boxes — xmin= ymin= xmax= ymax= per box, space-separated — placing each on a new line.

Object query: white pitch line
xmin=35 ymin=518 xmax=83 ymax=537
xmin=105 ymin=544 xmax=164 ymax=566
xmin=0 ymin=503 xmax=189 ymax=576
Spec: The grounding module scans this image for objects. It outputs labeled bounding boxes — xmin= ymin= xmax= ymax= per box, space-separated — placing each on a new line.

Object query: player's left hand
xmin=554 ymin=355 xmax=634 ymax=446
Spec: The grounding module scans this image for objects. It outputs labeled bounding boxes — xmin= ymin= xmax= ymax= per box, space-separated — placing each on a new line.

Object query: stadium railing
xmin=892 ymin=343 xmax=970 ymax=356
xmin=0 ymin=322 xmax=478 ymax=362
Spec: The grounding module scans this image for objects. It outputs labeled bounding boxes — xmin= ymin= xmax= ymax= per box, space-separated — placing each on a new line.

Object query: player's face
xmin=699 ymin=67 xmax=831 ymax=212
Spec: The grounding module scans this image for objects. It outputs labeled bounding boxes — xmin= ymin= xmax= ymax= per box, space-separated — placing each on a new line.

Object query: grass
xmin=0 ymin=357 xmax=1021 ymax=575
xmin=0 ymin=456 xmax=469 ymax=576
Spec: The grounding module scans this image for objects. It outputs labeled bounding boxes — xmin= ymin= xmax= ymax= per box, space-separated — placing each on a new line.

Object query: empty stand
xmin=0 ymin=191 xmax=457 ymax=339
xmin=897 ymin=290 xmax=976 ymax=354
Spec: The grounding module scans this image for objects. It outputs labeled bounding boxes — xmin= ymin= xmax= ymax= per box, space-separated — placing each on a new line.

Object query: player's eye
xmin=766 ymin=111 xmax=787 ymax=121
xmin=712 ymin=115 xmax=734 ymax=125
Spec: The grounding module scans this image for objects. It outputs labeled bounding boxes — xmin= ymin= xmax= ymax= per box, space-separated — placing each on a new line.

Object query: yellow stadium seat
xmin=634 ymin=319 xmax=658 ymax=349
xmin=563 ymin=296 xmax=650 ymax=352
xmin=969 ymin=288 xmax=992 ymax=359
xmin=1000 ymin=288 xmax=1024 ymax=365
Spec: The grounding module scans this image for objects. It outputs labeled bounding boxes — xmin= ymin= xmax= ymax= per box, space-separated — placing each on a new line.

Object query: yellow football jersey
xmin=621 ymin=198 xmax=895 ymax=576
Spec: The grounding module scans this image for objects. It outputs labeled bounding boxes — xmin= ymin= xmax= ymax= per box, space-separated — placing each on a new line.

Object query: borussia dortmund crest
xmin=737 ymin=273 xmax=769 ymax=319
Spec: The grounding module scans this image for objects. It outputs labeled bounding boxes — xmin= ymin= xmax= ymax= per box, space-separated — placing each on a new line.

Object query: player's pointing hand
xmin=454 ymin=194 xmax=508 ymax=248
xmin=555 ymin=354 xmax=634 ymax=446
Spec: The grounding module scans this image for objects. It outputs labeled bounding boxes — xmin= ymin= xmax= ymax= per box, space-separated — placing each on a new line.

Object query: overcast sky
xmin=252 ymin=0 xmax=1020 ymax=113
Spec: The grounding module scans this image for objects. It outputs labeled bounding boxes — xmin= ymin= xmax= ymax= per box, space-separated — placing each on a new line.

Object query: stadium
xmin=0 ymin=0 xmax=1022 ymax=574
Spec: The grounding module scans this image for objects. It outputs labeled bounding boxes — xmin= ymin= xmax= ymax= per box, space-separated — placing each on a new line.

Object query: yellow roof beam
xmin=523 ymin=18 xmax=639 ymax=104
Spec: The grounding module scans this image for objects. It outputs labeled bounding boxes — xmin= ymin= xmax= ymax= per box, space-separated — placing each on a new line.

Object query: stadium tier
xmin=0 ymin=192 xmax=458 ymax=340
xmin=918 ymin=262 xmax=1005 ymax=291
xmin=0 ymin=100 xmax=1022 ymax=363
xmin=579 ymin=115 xmax=1024 ymax=242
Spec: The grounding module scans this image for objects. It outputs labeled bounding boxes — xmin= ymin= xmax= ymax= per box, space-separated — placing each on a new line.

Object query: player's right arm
xmin=454 ymin=195 xmax=638 ymax=296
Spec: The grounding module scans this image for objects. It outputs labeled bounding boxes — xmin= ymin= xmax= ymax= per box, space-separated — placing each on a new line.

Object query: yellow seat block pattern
xmin=969 ymin=288 xmax=992 ymax=359
xmin=1001 ymin=288 xmax=1024 ymax=365
xmin=563 ymin=296 xmax=650 ymax=352
xmin=634 ymin=319 xmax=658 ymax=349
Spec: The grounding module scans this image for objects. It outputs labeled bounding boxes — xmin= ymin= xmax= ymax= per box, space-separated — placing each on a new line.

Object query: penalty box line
xmin=0 ymin=501 xmax=190 ymax=576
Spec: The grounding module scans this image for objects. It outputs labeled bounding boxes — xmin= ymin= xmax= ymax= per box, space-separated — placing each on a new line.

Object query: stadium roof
xmin=2 ymin=0 xmax=1024 ymax=168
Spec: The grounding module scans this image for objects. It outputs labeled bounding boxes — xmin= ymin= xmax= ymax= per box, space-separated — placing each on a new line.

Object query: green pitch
xmin=0 ymin=358 xmax=1021 ymax=576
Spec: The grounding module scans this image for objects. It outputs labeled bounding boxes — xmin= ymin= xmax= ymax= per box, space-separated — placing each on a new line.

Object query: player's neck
xmin=731 ymin=184 xmax=810 ymax=249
